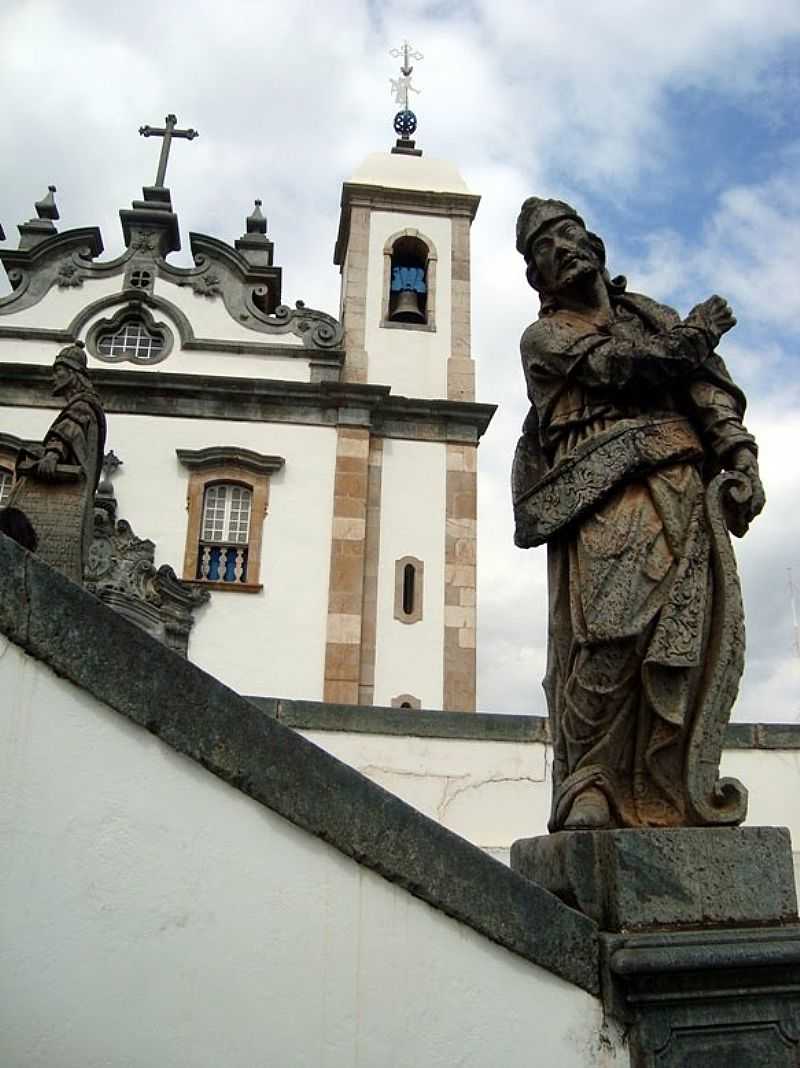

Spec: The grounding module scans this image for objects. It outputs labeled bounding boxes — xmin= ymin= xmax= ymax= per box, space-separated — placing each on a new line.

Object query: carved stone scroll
xmin=86 ymin=500 xmax=209 ymax=659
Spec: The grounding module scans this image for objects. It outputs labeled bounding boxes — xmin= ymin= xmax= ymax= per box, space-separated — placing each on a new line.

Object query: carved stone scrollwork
xmin=265 ymin=301 xmax=345 ymax=350
xmin=159 ymin=234 xmax=344 ymax=352
xmin=86 ymin=472 xmax=209 ymax=657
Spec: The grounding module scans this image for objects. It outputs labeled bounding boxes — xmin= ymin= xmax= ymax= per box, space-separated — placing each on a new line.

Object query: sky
xmin=1 ymin=0 xmax=799 ymax=721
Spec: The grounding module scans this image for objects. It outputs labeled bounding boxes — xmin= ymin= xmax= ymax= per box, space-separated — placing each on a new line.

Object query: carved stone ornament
xmin=56 ymin=261 xmax=84 ymax=288
xmin=130 ymin=230 xmax=159 ymax=253
xmin=182 ymin=269 xmax=222 ymax=298
xmin=0 ymin=230 xmax=105 ymax=316
xmin=513 ymin=195 xmax=766 ymax=833
xmin=86 ymin=457 xmax=209 ymax=657
xmin=0 ymin=209 xmax=344 ymax=355
xmin=161 ymin=233 xmax=344 ymax=351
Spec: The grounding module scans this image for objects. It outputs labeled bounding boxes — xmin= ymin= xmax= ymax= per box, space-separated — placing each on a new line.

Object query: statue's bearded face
xmin=530 ymin=218 xmax=601 ymax=293
xmin=52 ymin=363 xmax=71 ymax=395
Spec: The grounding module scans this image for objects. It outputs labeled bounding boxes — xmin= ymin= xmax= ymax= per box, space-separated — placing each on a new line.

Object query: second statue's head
xmin=53 ymin=340 xmax=89 ymax=396
xmin=516 ymin=197 xmax=606 ymax=297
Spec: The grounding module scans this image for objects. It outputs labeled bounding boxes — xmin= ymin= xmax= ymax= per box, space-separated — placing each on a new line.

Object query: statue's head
xmin=53 ymin=340 xmax=90 ymax=396
xmin=516 ymin=197 xmax=607 ymax=302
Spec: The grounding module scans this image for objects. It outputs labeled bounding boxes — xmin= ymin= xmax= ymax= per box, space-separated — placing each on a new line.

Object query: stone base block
xmin=605 ymin=925 xmax=800 ymax=1065
xmin=510 ymin=826 xmax=797 ymax=931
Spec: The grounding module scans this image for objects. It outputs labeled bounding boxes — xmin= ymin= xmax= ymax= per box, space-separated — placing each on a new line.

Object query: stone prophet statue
xmin=513 ymin=198 xmax=765 ymax=832
xmin=6 ymin=340 xmax=106 ymax=583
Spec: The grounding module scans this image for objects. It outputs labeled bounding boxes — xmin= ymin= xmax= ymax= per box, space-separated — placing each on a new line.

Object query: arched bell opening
xmin=388 ymin=236 xmax=429 ymax=324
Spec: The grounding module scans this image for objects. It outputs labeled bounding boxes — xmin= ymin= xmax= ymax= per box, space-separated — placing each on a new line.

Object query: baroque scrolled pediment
xmin=157 ymin=231 xmax=344 ymax=351
xmin=0 ymin=220 xmax=344 ymax=357
xmin=0 ymin=227 xmax=110 ymax=316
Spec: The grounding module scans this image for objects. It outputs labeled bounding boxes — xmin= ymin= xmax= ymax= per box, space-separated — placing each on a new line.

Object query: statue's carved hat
xmin=54 ymin=339 xmax=88 ymax=374
xmin=516 ymin=198 xmax=585 ymax=259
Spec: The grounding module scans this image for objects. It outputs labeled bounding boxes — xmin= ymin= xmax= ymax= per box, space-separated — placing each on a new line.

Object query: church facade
xmin=0 ymin=147 xmax=494 ymax=711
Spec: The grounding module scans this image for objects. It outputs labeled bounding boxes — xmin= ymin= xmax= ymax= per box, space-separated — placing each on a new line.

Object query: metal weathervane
xmin=390 ymin=41 xmax=423 ymax=140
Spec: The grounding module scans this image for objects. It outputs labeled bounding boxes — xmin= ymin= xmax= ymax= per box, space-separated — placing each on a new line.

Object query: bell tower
xmin=323 ymin=45 xmax=489 ymax=713
xmin=333 ymin=43 xmax=480 ymax=400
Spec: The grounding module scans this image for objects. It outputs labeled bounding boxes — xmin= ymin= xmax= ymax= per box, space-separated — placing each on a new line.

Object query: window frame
xmin=86 ymin=304 xmax=173 ymax=366
xmin=197 ymin=480 xmax=254 ymax=585
xmin=380 ymin=228 xmax=437 ymax=333
xmin=0 ymin=465 xmax=13 ymax=506
xmin=177 ymin=447 xmax=285 ymax=594
xmin=394 ymin=555 xmax=424 ymax=624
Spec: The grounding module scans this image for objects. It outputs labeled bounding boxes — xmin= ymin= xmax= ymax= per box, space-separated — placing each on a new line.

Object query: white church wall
xmin=303 ymin=729 xmax=550 ymax=852
xmin=0 ymin=278 xmax=329 ymax=383
xmin=299 ymin=727 xmax=800 ymax=878
xmin=0 ymin=639 xmax=627 ymax=1068
xmin=374 ymin=438 xmax=447 ymax=708
xmin=0 ymin=405 xmax=337 ymax=699
xmin=364 ymin=210 xmax=452 ymax=399
xmin=78 ymin=298 xmax=311 ymax=381
xmin=152 ymin=279 xmax=307 ymax=348
xmin=0 ymin=333 xmax=61 ymax=368
xmin=721 ymin=747 xmax=800 ymax=847
xmin=0 ymin=321 xmax=314 ymax=384
xmin=0 ymin=274 xmax=123 ymax=330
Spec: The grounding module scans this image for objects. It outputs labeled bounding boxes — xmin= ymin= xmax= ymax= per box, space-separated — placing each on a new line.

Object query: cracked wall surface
xmin=302 ymin=729 xmax=800 ymax=877
xmin=303 ymin=730 xmax=550 ymax=850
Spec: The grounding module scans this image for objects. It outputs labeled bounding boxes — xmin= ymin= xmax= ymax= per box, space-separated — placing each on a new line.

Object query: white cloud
xmin=1 ymin=0 xmax=799 ymax=721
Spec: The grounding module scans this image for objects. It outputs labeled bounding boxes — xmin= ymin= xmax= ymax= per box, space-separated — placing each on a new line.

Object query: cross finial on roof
xmin=138 ymin=114 xmax=198 ymax=188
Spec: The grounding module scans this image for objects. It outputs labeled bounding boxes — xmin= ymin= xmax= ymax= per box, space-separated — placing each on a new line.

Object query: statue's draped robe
xmin=517 ymin=293 xmax=755 ymax=829
xmin=9 ymin=390 xmax=106 ymax=583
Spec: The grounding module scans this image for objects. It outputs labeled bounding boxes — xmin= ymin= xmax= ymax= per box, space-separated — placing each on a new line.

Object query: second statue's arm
xmin=561 ymin=295 xmax=737 ymax=391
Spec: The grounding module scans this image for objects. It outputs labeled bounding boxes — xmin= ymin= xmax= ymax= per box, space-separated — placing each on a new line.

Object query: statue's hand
xmin=36 ymin=451 xmax=59 ymax=480
xmin=726 ymin=447 xmax=765 ymax=530
xmin=686 ymin=295 xmax=736 ymax=348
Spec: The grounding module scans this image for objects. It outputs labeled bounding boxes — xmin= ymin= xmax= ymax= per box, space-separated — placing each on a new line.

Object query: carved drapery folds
xmin=513 ymin=195 xmax=764 ymax=833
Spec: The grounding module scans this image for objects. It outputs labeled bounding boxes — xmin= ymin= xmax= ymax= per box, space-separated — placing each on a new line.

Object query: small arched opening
xmin=388 ymin=235 xmax=429 ymax=324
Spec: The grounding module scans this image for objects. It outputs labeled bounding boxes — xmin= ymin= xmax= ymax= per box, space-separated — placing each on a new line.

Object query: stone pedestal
xmin=511 ymin=827 xmax=800 ymax=1066
xmin=510 ymin=826 xmax=797 ymax=930
xmin=9 ymin=462 xmax=87 ymax=583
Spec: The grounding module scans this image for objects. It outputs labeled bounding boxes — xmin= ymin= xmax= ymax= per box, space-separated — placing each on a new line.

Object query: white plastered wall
xmin=80 ymin=300 xmax=311 ymax=381
xmin=153 ymin=278 xmax=313 ymax=358
xmin=0 ymin=275 xmax=123 ymax=330
xmin=0 ymin=405 xmax=337 ymax=699
xmin=364 ymin=210 xmax=452 ymax=398
xmin=304 ymin=730 xmax=550 ymax=858
xmin=301 ymin=729 xmax=800 ymax=879
xmin=0 ymin=275 xmax=321 ymax=382
xmin=0 ymin=640 xmax=628 ymax=1068
xmin=374 ymin=438 xmax=446 ymax=708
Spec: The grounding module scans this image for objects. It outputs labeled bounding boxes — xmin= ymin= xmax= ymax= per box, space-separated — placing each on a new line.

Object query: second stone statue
xmin=512 ymin=198 xmax=765 ymax=832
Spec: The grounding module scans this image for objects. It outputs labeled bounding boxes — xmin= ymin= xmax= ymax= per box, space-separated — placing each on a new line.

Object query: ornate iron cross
xmin=138 ymin=114 xmax=198 ymax=188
